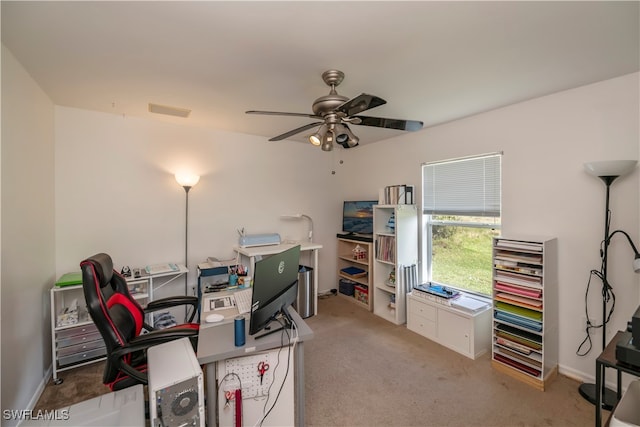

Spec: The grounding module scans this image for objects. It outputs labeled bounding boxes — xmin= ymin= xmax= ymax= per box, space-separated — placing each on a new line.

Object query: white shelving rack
xmin=50 ymin=265 xmax=187 ymax=384
xmin=372 ymin=204 xmax=418 ymax=325
xmin=491 ymin=236 xmax=558 ymax=390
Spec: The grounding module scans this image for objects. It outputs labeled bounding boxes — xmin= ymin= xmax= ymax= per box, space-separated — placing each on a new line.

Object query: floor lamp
xmin=175 ymin=173 xmax=200 ymax=320
xmin=579 ymin=160 xmax=637 ymax=409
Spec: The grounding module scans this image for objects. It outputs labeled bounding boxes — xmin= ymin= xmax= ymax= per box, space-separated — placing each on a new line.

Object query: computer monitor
xmin=249 ymin=245 xmax=301 ymax=338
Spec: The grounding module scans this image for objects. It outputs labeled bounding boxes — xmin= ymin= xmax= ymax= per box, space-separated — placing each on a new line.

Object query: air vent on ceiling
xmin=148 ymin=103 xmax=191 ymax=118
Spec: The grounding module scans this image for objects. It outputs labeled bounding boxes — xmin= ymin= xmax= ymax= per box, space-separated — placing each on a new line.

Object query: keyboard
xmin=234 ymin=288 xmax=253 ymax=314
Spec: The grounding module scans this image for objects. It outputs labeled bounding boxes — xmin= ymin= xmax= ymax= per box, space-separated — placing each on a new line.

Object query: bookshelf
xmin=337 ymin=237 xmax=373 ymax=310
xmin=372 ymin=204 xmax=418 ymax=324
xmin=491 ymin=236 xmax=558 ymax=391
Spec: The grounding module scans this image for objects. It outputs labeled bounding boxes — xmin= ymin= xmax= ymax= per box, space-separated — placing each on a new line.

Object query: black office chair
xmin=81 ymin=253 xmax=199 ymax=391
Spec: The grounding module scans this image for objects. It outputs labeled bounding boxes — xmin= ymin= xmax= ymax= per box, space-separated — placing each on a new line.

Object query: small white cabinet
xmin=407 ymin=292 xmax=492 ymax=359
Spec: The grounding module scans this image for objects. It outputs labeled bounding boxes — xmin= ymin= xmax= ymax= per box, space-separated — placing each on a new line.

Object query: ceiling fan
xmin=246 ymin=70 xmax=424 ymax=151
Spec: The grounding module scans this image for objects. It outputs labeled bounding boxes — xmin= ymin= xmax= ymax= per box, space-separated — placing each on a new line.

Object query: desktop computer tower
xmin=148 ymin=338 xmax=205 ymax=427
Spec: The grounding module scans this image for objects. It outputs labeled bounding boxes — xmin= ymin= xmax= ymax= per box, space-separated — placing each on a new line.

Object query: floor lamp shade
xmin=175 ymin=173 xmax=200 ymax=189
xmin=584 ymin=160 xmax=637 ymax=179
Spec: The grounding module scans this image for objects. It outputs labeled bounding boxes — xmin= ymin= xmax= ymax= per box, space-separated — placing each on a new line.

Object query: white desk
xmin=234 ymin=241 xmax=322 ymax=315
xmin=197 ymin=307 xmax=313 ymax=426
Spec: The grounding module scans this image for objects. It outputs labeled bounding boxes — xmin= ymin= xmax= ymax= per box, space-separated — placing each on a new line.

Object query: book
xmin=340 ymin=266 xmax=367 ymax=278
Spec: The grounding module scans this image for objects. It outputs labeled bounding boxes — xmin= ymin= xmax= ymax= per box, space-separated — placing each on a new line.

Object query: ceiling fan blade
xmin=269 ymin=122 xmax=323 ymax=141
xmin=352 ymin=115 xmax=424 ymax=132
xmin=336 ymin=94 xmax=386 ymax=116
xmin=246 ymin=110 xmax=322 ymax=119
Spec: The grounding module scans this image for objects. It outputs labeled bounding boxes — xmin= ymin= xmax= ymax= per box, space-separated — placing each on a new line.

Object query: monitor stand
xmin=254 ymin=309 xmax=294 ymax=340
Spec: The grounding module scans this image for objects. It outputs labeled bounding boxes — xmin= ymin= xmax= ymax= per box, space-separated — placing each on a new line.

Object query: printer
xmin=616 ymin=305 xmax=640 ymax=367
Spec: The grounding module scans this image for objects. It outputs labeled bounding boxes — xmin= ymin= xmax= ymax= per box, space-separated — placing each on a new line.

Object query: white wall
xmin=339 ymin=72 xmax=640 ymax=383
xmin=1 ymin=46 xmax=56 ymax=423
xmin=54 ymin=108 xmax=341 ymax=301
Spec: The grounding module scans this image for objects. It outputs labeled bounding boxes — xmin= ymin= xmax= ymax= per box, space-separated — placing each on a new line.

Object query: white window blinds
xmin=422 ymin=153 xmax=501 ymax=217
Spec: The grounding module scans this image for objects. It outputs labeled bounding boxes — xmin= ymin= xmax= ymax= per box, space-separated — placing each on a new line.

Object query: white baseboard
xmin=26 ymin=365 xmax=52 ymax=410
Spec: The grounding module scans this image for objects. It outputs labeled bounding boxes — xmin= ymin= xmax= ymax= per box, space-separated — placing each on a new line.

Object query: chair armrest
xmin=145 ymin=296 xmax=198 ymax=312
xmin=145 ymin=296 xmax=199 ymax=323
xmin=127 ymin=328 xmax=198 ymax=349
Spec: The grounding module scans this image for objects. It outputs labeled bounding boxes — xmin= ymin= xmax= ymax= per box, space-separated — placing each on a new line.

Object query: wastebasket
xmin=294 ymin=265 xmax=315 ymax=318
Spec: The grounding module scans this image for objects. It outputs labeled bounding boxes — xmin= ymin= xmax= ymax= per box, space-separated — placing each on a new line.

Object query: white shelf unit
xmin=337 ymin=237 xmax=373 ymax=311
xmin=491 ymin=236 xmax=558 ymax=391
xmin=50 ymin=284 xmax=107 ymax=384
xmin=372 ymin=204 xmax=418 ymax=324
xmin=407 ymin=292 xmax=492 ymax=359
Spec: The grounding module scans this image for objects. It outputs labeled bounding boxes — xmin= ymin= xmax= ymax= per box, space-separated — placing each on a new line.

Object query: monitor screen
xmin=249 ymin=245 xmax=301 ymax=337
xmin=342 ymin=200 xmax=377 ymax=235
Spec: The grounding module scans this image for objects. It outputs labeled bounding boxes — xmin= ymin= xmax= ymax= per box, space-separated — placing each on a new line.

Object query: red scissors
xmin=258 ymin=361 xmax=270 ymax=384
xmin=224 ymin=390 xmax=234 ymax=408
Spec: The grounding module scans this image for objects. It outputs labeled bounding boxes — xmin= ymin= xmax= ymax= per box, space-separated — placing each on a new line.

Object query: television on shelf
xmin=249 ymin=244 xmax=301 ymax=339
xmin=342 ymin=200 xmax=377 ymax=235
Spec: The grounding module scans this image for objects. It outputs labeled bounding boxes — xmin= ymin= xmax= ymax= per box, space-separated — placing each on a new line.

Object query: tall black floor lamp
xmin=579 ymin=160 xmax=637 ymax=409
xmin=175 ymin=173 xmax=200 ymax=320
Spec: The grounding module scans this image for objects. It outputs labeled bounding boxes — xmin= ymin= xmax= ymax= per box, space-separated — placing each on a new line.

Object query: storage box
xmin=339 ymin=279 xmax=355 ymax=296
xmin=611 ymin=379 xmax=640 ymax=427
xmin=354 ymin=284 xmax=369 ymax=304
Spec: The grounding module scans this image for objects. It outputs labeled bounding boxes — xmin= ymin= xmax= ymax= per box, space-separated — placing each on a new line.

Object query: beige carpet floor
xmin=36 ymin=294 xmax=598 ymax=426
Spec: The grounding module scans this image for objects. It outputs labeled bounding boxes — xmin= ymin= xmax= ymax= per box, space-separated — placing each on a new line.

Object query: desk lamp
xmin=175 ymin=173 xmax=200 ymax=317
xmin=281 ymin=214 xmax=314 ymax=242
xmin=579 ymin=160 xmax=637 ymax=409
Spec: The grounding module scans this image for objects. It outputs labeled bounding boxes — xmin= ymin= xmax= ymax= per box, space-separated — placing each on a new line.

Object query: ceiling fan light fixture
xmin=321 ymin=130 xmax=334 ymax=151
xmin=335 ymin=124 xmax=359 ymax=148
xmin=309 ymin=124 xmax=327 ymax=146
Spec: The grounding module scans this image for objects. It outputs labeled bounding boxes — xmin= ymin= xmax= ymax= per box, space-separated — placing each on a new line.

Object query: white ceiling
xmin=2 ymin=1 xmax=639 ymax=147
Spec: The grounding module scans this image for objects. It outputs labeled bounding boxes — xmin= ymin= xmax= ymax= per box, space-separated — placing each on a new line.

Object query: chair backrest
xmin=81 ymin=253 xmax=145 ymax=383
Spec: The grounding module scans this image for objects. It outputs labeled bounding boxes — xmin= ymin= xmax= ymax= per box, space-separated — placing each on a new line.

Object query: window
xmin=422 ymin=153 xmax=501 ymax=296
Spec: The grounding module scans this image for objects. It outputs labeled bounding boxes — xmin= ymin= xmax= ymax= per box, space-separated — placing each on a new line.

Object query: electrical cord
xmin=576 ymin=252 xmax=617 ymax=357
xmin=257 ymin=317 xmax=293 ymax=427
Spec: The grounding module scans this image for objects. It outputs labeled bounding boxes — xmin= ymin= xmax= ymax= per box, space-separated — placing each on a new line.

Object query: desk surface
xmin=200 ymin=288 xmax=246 ymax=325
xmin=597 ymin=330 xmax=640 ymax=375
xmin=233 ymin=241 xmax=322 ymax=257
xmin=197 ymin=307 xmax=313 ymax=365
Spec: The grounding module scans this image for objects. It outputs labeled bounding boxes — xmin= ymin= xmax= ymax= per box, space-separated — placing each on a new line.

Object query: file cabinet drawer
xmin=56 ymin=330 xmax=103 ymax=348
xmin=57 ymin=338 xmax=105 ymax=357
xmin=407 ymin=296 xmax=437 ymax=321
xmin=407 ymin=314 xmax=437 ymax=339
xmin=58 ymin=347 xmax=106 ymax=367
xmin=56 ymin=323 xmax=99 ymax=340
